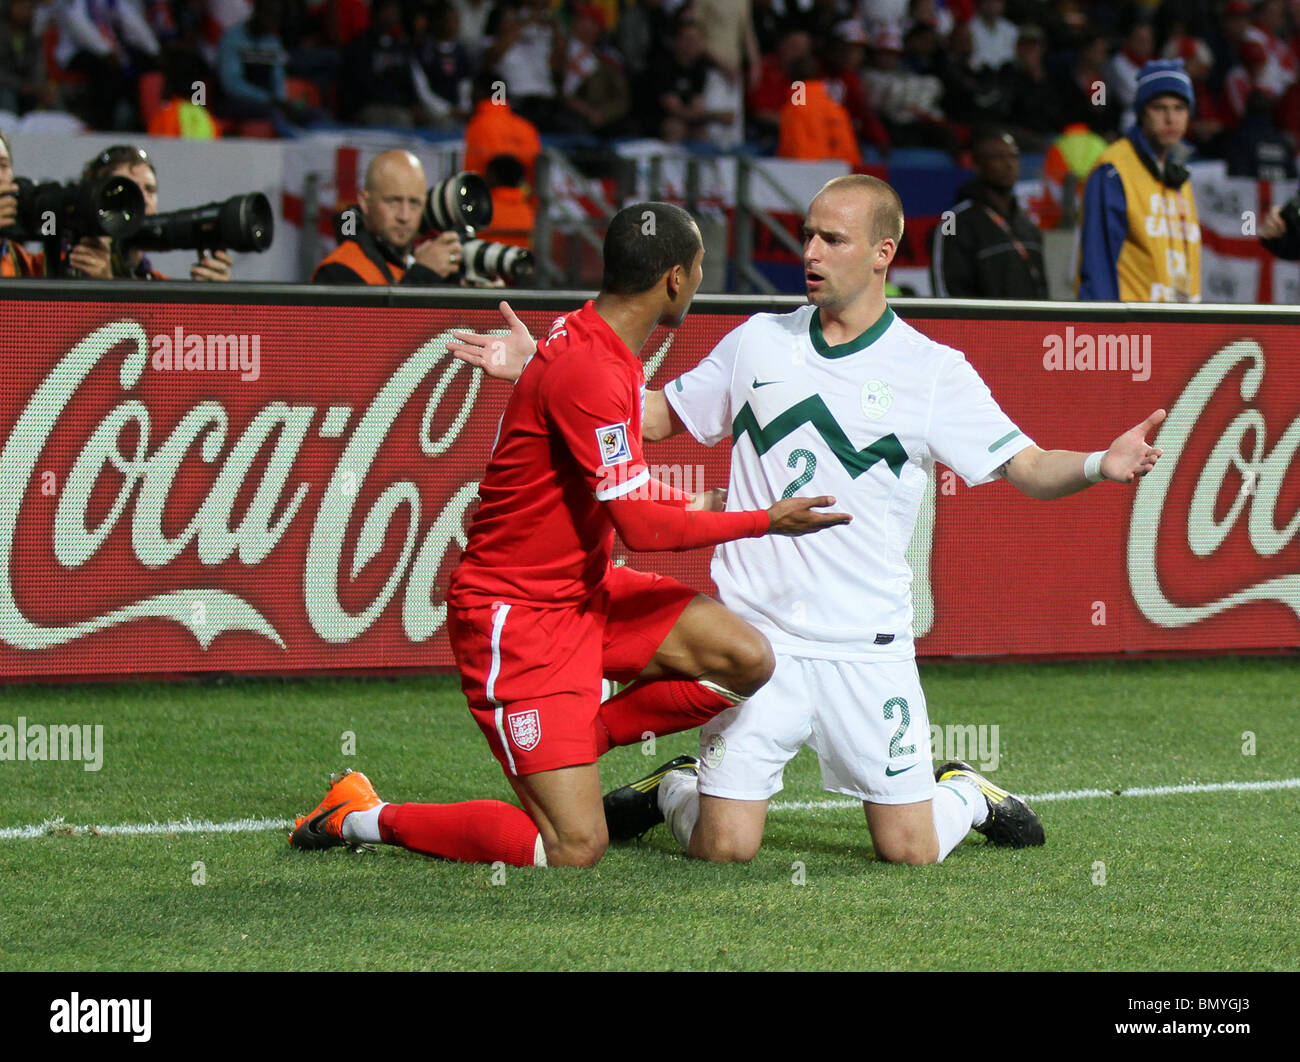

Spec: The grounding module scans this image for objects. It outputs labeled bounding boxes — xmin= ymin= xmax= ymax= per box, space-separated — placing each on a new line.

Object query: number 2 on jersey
xmin=781 ymin=448 xmax=817 ymax=499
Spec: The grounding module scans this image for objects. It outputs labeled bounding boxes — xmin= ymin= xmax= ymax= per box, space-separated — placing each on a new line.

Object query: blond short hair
xmin=818 ymin=174 xmax=905 ymax=245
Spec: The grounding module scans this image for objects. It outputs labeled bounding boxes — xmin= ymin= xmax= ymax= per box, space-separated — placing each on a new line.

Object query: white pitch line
xmin=769 ymin=776 xmax=1300 ymax=813
xmin=3 ymin=778 xmax=1298 ymax=840
xmin=0 ymin=816 xmax=294 ymax=841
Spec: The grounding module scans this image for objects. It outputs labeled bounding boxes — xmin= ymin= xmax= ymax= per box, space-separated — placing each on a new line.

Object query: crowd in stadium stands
xmin=0 ymin=0 xmax=1299 ymax=179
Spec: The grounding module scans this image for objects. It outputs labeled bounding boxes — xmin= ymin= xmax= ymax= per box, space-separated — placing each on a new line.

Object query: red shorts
xmin=448 ymin=567 xmax=697 ymax=777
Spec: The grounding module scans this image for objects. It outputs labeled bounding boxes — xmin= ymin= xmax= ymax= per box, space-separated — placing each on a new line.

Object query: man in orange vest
xmin=463 ymin=72 xmax=543 ymax=184
xmin=776 ymin=57 xmax=862 ymax=167
xmin=313 ymin=149 xmax=463 ymax=285
xmin=0 ymin=132 xmax=44 ymax=277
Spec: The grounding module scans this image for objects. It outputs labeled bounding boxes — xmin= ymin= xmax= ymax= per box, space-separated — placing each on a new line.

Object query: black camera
xmin=1 ymin=175 xmax=145 ymax=242
xmin=127 ymin=192 xmax=274 ymax=254
xmin=420 ymin=170 xmax=533 ymax=284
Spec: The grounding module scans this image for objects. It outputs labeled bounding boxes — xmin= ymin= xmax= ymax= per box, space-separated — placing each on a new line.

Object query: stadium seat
xmin=234 ymin=120 xmax=277 ymax=139
xmin=286 ymin=78 xmax=321 ymax=109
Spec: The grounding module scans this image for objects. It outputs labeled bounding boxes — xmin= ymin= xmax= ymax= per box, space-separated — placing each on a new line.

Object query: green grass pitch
xmin=1 ymin=657 xmax=1296 ymax=971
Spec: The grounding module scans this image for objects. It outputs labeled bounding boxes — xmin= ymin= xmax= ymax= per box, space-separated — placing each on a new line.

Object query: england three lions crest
xmin=507 ymin=709 xmax=542 ymax=751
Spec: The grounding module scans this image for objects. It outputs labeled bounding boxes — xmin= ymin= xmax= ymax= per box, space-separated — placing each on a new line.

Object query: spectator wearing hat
xmin=1077 ymin=59 xmax=1202 ymax=302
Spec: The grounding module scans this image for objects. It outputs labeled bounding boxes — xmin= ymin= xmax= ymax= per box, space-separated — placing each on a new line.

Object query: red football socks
xmin=594 ymin=679 xmax=735 ymax=755
xmin=378 ymin=800 xmax=539 ymax=867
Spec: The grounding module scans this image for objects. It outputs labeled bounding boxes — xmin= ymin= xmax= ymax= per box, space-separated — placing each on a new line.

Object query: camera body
xmin=1 ymin=175 xmax=145 ymax=244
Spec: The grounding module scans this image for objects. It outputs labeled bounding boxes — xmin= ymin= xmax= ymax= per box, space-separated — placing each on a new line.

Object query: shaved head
xmin=364 ymin=149 xmax=426 ymax=193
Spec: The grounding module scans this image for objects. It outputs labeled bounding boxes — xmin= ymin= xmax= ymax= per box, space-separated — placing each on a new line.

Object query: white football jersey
xmin=666 ymin=305 xmax=1033 ymax=659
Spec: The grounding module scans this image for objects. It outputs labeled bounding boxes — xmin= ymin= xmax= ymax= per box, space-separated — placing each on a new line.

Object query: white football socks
xmin=931 ymin=778 xmax=987 ymax=861
xmin=658 ymin=768 xmax=702 ymax=850
xmin=340 ymin=802 xmax=387 ymax=844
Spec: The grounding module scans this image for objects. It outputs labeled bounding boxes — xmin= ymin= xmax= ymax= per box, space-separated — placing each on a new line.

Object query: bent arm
xmin=643 ymin=389 xmax=686 ymax=442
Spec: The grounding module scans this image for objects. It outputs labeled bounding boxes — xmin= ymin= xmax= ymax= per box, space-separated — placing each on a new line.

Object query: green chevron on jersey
xmin=732 ymin=395 xmax=908 ymax=479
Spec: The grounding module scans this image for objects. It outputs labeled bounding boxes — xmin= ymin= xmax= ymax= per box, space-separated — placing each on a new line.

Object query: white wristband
xmin=1083 ymin=450 xmax=1106 ymax=484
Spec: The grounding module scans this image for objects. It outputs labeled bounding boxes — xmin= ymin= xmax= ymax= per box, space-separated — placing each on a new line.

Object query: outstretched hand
xmin=767 ymin=495 xmax=853 ymax=536
xmin=448 ymin=300 xmax=537 ymax=382
xmin=1102 ymin=409 xmax=1166 ymax=483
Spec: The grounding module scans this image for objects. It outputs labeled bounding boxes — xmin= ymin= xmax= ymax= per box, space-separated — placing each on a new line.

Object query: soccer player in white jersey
xmin=450 ymin=174 xmax=1165 ymax=865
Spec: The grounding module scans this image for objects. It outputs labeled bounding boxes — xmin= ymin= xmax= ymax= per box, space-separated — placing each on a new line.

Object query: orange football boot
xmin=289 ymin=768 xmax=383 ymax=851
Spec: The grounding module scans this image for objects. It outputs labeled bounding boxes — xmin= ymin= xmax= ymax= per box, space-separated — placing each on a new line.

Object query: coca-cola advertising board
xmin=1 ymin=287 xmax=1297 ymax=680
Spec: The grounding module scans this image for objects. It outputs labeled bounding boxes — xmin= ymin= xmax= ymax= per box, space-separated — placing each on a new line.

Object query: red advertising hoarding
xmin=0 ymin=290 xmax=1297 ymax=679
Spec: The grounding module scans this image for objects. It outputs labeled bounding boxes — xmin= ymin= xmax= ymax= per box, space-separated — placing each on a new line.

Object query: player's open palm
xmin=448 ymin=300 xmax=536 ymax=382
xmin=1102 ymin=408 xmax=1166 ymax=483
xmin=767 ymin=496 xmax=852 ymax=535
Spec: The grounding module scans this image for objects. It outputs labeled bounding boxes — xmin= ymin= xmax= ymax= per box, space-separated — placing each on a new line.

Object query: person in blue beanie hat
xmin=1076 ymin=58 xmax=1202 ymax=302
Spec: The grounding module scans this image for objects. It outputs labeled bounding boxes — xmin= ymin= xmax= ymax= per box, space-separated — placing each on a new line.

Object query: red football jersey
xmin=449 ymin=302 xmax=651 ymax=608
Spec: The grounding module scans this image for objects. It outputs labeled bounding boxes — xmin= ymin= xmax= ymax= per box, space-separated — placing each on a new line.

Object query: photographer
xmin=0 ymin=132 xmax=45 ymax=277
xmin=72 ymin=145 xmax=233 ymax=281
xmin=312 ymin=149 xmax=462 ymax=285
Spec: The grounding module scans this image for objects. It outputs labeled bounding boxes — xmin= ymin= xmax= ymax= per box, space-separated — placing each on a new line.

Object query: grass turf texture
xmin=1 ymin=657 xmax=1296 ymax=971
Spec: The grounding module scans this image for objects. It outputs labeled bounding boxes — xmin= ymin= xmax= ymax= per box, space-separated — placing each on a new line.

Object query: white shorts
xmin=696 ymin=653 xmax=935 ymax=805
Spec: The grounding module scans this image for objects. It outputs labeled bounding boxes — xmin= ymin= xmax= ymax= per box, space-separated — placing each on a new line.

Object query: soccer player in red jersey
xmin=289 ymin=203 xmax=851 ymax=868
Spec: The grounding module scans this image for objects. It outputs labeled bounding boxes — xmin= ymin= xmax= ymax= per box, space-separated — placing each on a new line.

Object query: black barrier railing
xmin=4 ymin=282 xmax=1300 ymax=323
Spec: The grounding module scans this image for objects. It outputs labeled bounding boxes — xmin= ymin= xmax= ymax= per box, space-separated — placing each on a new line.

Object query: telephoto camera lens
xmin=461 ymin=238 xmax=534 ymax=284
xmin=128 ymin=192 xmax=274 ymax=253
xmin=423 ymin=172 xmax=493 ymax=233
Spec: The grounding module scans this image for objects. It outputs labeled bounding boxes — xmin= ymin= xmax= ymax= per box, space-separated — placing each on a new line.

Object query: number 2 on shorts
xmin=883 ymin=696 xmax=915 ymax=757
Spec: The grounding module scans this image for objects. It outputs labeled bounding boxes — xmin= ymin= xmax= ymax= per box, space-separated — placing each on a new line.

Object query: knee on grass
xmin=872 ymin=837 xmax=940 ymax=866
xmin=690 ymin=830 xmax=762 ymax=864
xmin=544 ymin=830 xmax=609 ymax=868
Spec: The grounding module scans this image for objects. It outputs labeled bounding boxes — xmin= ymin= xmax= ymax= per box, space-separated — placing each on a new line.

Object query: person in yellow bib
xmin=1076 ymin=59 xmax=1201 ymax=302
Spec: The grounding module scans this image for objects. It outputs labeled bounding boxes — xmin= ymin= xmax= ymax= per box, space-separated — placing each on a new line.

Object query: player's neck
xmin=817 ymin=289 xmax=889 ymax=347
xmin=592 ymin=294 xmax=660 ymax=359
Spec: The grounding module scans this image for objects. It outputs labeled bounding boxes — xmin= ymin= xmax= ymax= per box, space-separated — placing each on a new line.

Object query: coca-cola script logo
xmin=1128 ymin=340 xmax=1300 ymax=628
xmin=0 ymin=319 xmax=497 ymax=653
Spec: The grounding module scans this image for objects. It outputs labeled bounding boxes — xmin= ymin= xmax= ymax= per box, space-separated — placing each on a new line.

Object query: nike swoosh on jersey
xmin=884 ymin=764 xmax=917 ymax=777
xmin=752 ymin=378 xmax=782 ymax=388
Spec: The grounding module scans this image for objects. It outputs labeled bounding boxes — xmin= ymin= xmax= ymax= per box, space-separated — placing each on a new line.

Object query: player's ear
xmin=876 ymin=237 xmax=898 ymax=270
xmin=664 ymin=262 xmax=683 ymax=298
